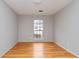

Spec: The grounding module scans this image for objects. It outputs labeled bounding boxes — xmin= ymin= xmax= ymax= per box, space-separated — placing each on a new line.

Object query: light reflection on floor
xmin=2 ymin=42 xmax=76 ymax=58
xmin=33 ymin=43 xmax=44 ymax=58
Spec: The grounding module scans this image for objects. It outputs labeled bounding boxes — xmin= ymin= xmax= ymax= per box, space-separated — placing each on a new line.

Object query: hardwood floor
xmin=2 ymin=42 xmax=77 ymax=58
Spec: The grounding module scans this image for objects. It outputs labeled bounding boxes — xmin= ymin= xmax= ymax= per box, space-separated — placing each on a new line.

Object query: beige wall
xmin=18 ymin=15 xmax=54 ymax=42
xmin=54 ymin=0 xmax=79 ymax=57
xmin=0 ymin=0 xmax=18 ymax=57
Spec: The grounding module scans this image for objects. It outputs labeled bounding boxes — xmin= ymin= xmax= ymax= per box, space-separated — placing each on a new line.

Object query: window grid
xmin=34 ymin=20 xmax=43 ymax=39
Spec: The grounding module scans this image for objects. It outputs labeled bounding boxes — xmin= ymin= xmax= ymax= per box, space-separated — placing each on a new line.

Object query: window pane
xmin=34 ymin=20 xmax=43 ymax=39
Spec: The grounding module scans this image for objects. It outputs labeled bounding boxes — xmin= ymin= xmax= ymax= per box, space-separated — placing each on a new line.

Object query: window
xmin=34 ymin=20 xmax=43 ymax=39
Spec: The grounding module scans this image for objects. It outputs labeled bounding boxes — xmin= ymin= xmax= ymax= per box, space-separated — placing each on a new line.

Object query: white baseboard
xmin=18 ymin=41 xmax=54 ymax=42
xmin=55 ymin=42 xmax=79 ymax=58
xmin=0 ymin=42 xmax=17 ymax=57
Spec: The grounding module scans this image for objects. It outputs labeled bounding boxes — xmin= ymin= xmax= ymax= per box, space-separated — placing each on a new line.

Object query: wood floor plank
xmin=2 ymin=42 xmax=77 ymax=58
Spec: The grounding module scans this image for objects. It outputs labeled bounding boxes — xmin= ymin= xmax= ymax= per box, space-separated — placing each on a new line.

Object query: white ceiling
xmin=4 ymin=0 xmax=72 ymax=15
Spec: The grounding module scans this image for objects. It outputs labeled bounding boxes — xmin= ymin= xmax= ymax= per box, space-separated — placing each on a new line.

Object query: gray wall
xmin=0 ymin=0 xmax=18 ymax=57
xmin=18 ymin=15 xmax=54 ymax=42
xmin=54 ymin=0 xmax=79 ymax=57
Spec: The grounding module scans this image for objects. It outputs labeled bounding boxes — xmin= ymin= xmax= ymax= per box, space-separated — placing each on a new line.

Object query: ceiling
xmin=4 ymin=0 xmax=72 ymax=15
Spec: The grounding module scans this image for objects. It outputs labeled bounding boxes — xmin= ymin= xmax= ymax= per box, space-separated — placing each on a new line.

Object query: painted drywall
xmin=54 ymin=0 xmax=79 ymax=57
xmin=0 ymin=0 xmax=18 ymax=57
xmin=4 ymin=0 xmax=72 ymax=15
xmin=18 ymin=15 xmax=54 ymax=42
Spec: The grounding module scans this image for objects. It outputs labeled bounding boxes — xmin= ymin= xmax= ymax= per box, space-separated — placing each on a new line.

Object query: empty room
xmin=0 ymin=0 xmax=79 ymax=58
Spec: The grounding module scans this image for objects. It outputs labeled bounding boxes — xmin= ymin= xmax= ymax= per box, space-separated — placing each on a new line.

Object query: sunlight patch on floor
xmin=33 ymin=43 xmax=44 ymax=58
